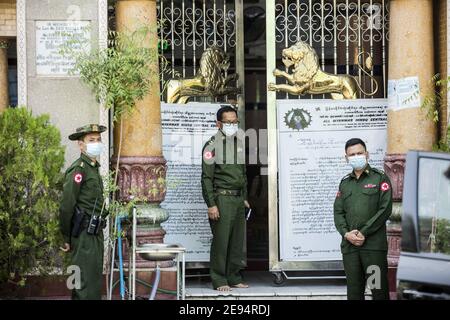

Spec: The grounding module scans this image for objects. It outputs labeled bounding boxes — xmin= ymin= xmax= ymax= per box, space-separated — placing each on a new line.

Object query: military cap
xmin=68 ymin=124 xmax=107 ymax=141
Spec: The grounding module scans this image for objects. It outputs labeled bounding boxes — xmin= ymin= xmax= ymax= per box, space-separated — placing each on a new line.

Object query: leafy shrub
xmin=0 ymin=107 xmax=65 ymax=285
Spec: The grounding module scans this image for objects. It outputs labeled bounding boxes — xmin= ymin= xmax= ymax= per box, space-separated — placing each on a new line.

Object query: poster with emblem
xmin=160 ymin=103 xmax=224 ymax=262
xmin=277 ymin=99 xmax=388 ymax=262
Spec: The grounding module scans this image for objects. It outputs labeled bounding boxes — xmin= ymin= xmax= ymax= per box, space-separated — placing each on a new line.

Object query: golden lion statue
xmin=268 ymin=41 xmax=378 ymax=99
xmin=166 ymin=46 xmax=240 ymax=104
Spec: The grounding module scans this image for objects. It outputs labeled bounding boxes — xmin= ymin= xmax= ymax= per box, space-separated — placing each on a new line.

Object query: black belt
xmin=215 ymin=189 xmax=241 ymax=196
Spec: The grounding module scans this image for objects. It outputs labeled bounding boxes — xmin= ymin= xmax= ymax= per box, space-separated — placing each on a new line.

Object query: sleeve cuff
xmin=206 ymin=200 xmax=216 ymax=208
xmin=340 ymin=228 xmax=349 ymax=237
xmin=63 ymin=235 xmax=70 ymax=244
xmin=359 ymin=227 xmax=368 ymax=237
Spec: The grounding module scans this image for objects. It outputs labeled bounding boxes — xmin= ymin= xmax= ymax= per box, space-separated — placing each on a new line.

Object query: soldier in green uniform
xmin=201 ymin=106 xmax=251 ymax=291
xmin=334 ymin=138 xmax=392 ymax=300
xmin=59 ymin=124 xmax=107 ymax=300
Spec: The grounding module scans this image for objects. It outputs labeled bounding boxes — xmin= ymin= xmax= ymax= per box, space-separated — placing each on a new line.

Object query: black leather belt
xmin=215 ymin=189 xmax=241 ymax=196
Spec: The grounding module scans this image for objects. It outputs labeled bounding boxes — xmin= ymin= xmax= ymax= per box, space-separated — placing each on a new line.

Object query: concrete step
xmin=185 ymin=271 xmax=371 ymax=300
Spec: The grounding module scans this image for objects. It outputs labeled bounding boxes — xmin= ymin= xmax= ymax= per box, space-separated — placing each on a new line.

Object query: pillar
xmin=113 ymin=0 xmax=170 ymax=270
xmin=0 ymin=38 xmax=9 ymax=112
xmin=384 ymin=0 xmax=437 ymax=299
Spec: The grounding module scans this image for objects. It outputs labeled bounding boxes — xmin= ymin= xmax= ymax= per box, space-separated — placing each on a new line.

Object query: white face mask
xmin=85 ymin=142 xmax=104 ymax=158
xmin=222 ymin=123 xmax=239 ymax=137
xmin=348 ymin=154 xmax=367 ymax=170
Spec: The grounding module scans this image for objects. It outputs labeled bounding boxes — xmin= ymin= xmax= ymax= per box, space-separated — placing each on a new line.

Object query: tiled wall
xmin=0 ymin=0 xmax=16 ymax=37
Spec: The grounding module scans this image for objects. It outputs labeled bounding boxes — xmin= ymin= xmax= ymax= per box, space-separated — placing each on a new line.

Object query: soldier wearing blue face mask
xmin=334 ymin=138 xmax=393 ymax=300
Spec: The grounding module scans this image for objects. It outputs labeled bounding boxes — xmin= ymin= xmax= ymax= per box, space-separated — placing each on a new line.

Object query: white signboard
xmin=277 ymin=99 xmax=388 ymax=262
xmin=36 ymin=20 xmax=91 ymax=76
xmin=161 ymin=103 xmax=223 ymax=262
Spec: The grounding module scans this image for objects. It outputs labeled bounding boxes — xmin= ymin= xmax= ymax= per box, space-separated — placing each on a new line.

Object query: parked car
xmin=397 ymin=150 xmax=450 ymax=300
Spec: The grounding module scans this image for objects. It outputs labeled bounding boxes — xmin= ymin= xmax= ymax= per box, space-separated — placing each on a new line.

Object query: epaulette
xmin=341 ymin=173 xmax=351 ymax=182
xmin=202 ymin=136 xmax=215 ymax=151
xmin=371 ymin=167 xmax=386 ymax=176
xmin=67 ymin=157 xmax=84 ymax=173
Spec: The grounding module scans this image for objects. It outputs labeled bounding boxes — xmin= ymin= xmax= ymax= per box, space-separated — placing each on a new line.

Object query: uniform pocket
xmin=362 ymin=188 xmax=378 ymax=196
xmin=361 ymin=187 xmax=379 ymax=211
xmin=342 ymin=191 xmax=352 ymax=199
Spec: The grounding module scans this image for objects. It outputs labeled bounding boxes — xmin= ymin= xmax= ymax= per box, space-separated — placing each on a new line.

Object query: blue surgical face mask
xmin=222 ymin=123 xmax=238 ymax=137
xmin=85 ymin=142 xmax=104 ymax=158
xmin=348 ymin=154 xmax=367 ymax=170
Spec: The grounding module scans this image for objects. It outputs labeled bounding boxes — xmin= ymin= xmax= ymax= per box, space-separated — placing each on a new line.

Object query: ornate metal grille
xmin=274 ymin=0 xmax=390 ymax=99
xmin=157 ymin=0 xmax=239 ymax=102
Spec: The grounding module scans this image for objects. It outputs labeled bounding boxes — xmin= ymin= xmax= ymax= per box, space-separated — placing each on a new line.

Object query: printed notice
xmin=277 ymin=99 xmax=388 ymax=261
xmin=161 ymin=103 xmax=224 ymax=262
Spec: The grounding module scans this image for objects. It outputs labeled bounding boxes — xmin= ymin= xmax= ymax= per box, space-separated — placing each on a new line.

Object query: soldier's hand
xmin=355 ymin=231 xmax=365 ymax=245
xmin=208 ymin=206 xmax=220 ymax=220
xmin=244 ymin=200 xmax=250 ymax=208
xmin=345 ymin=230 xmax=364 ymax=246
xmin=60 ymin=243 xmax=71 ymax=252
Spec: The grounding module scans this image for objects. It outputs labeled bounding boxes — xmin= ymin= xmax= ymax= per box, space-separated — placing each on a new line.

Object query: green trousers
xmin=209 ymin=194 xmax=246 ymax=289
xmin=342 ymin=250 xmax=390 ymax=300
xmin=70 ymin=229 xmax=104 ymax=300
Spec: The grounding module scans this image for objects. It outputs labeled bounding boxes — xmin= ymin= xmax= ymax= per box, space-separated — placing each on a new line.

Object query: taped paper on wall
xmin=388 ymin=76 xmax=420 ymax=111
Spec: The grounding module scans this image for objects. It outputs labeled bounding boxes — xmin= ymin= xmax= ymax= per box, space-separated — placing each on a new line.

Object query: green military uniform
xmin=201 ymin=130 xmax=247 ymax=289
xmin=334 ymin=164 xmax=393 ymax=300
xmin=59 ymin=124 xmax=107 ymax=300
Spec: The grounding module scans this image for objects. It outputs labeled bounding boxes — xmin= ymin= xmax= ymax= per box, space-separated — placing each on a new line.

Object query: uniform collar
xmin=349 ymin=164 xmax=372 ymax=179
xmin=81 ymin=153 xmax=100 ymax=168
xmin=216 ymin=129 xmax=236 ymax=141
xmin=216 ymin=130 xmax=226 ymax=140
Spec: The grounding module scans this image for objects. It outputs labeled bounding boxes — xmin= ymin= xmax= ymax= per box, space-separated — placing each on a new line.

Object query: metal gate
xmin=272 ymin=0 xmax=389 ymax=100
xmin=157 ymin=0 xmax=245 ymax=121
xmin=266 ymin=0 xmax=390 ymax=277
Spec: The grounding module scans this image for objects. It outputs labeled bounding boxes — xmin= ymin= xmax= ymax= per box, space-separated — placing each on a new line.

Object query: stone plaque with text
xmin=35 ymin=20 xmax=91 ymax=76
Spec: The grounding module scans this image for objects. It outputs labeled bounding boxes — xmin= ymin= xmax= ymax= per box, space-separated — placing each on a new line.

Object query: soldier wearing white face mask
xmin=201 ymin=106 xmax=250 ymax=291
xmin=334 ymin=138 xmax=392 ymax=300
xmin=59 ymin=124 xmax=108 ymax=300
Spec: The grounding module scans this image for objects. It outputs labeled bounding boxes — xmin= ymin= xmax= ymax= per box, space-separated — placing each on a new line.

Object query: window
xmin=418 ymin=157 xmax=450 ymax=255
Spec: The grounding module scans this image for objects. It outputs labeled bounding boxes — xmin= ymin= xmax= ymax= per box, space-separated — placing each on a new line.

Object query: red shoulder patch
xmin=74 ymin=173 xmax=83 ymax=184
xmin=336 ymin=191 xmax=341 ymax=198
xmin=380 ymin=182 xmax=390 ymax=192
xmin=203 ymin=150 xmax=214 ymax=160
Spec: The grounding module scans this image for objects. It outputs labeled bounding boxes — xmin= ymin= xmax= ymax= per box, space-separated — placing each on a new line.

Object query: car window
xmin=418 ymin=157 xmax=450 ymax=255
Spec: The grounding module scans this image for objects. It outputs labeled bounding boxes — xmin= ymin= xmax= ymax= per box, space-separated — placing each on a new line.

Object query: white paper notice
xmin=161 ymin=103 xmax=223 ymax=262
xmin=388 ymin=76 xmax=420 ymax=111
xmin=277 ymin=99 xmax=388 ymax=262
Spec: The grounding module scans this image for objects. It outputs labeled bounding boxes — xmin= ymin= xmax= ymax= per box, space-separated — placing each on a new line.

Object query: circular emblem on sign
xmin=380 ymin=182 xmax=390 ymax=192
xmin=284 ymin=108 xmax=312 ymax=130
xmin=74 ymin=173 xmax=83 ymax=184
xmin=204 ymin=151 xmax=213 ymax=160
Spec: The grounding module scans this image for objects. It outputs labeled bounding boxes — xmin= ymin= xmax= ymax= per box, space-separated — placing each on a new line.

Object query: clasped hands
xmin=344 ymin=230 xmax=365 ymax=246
